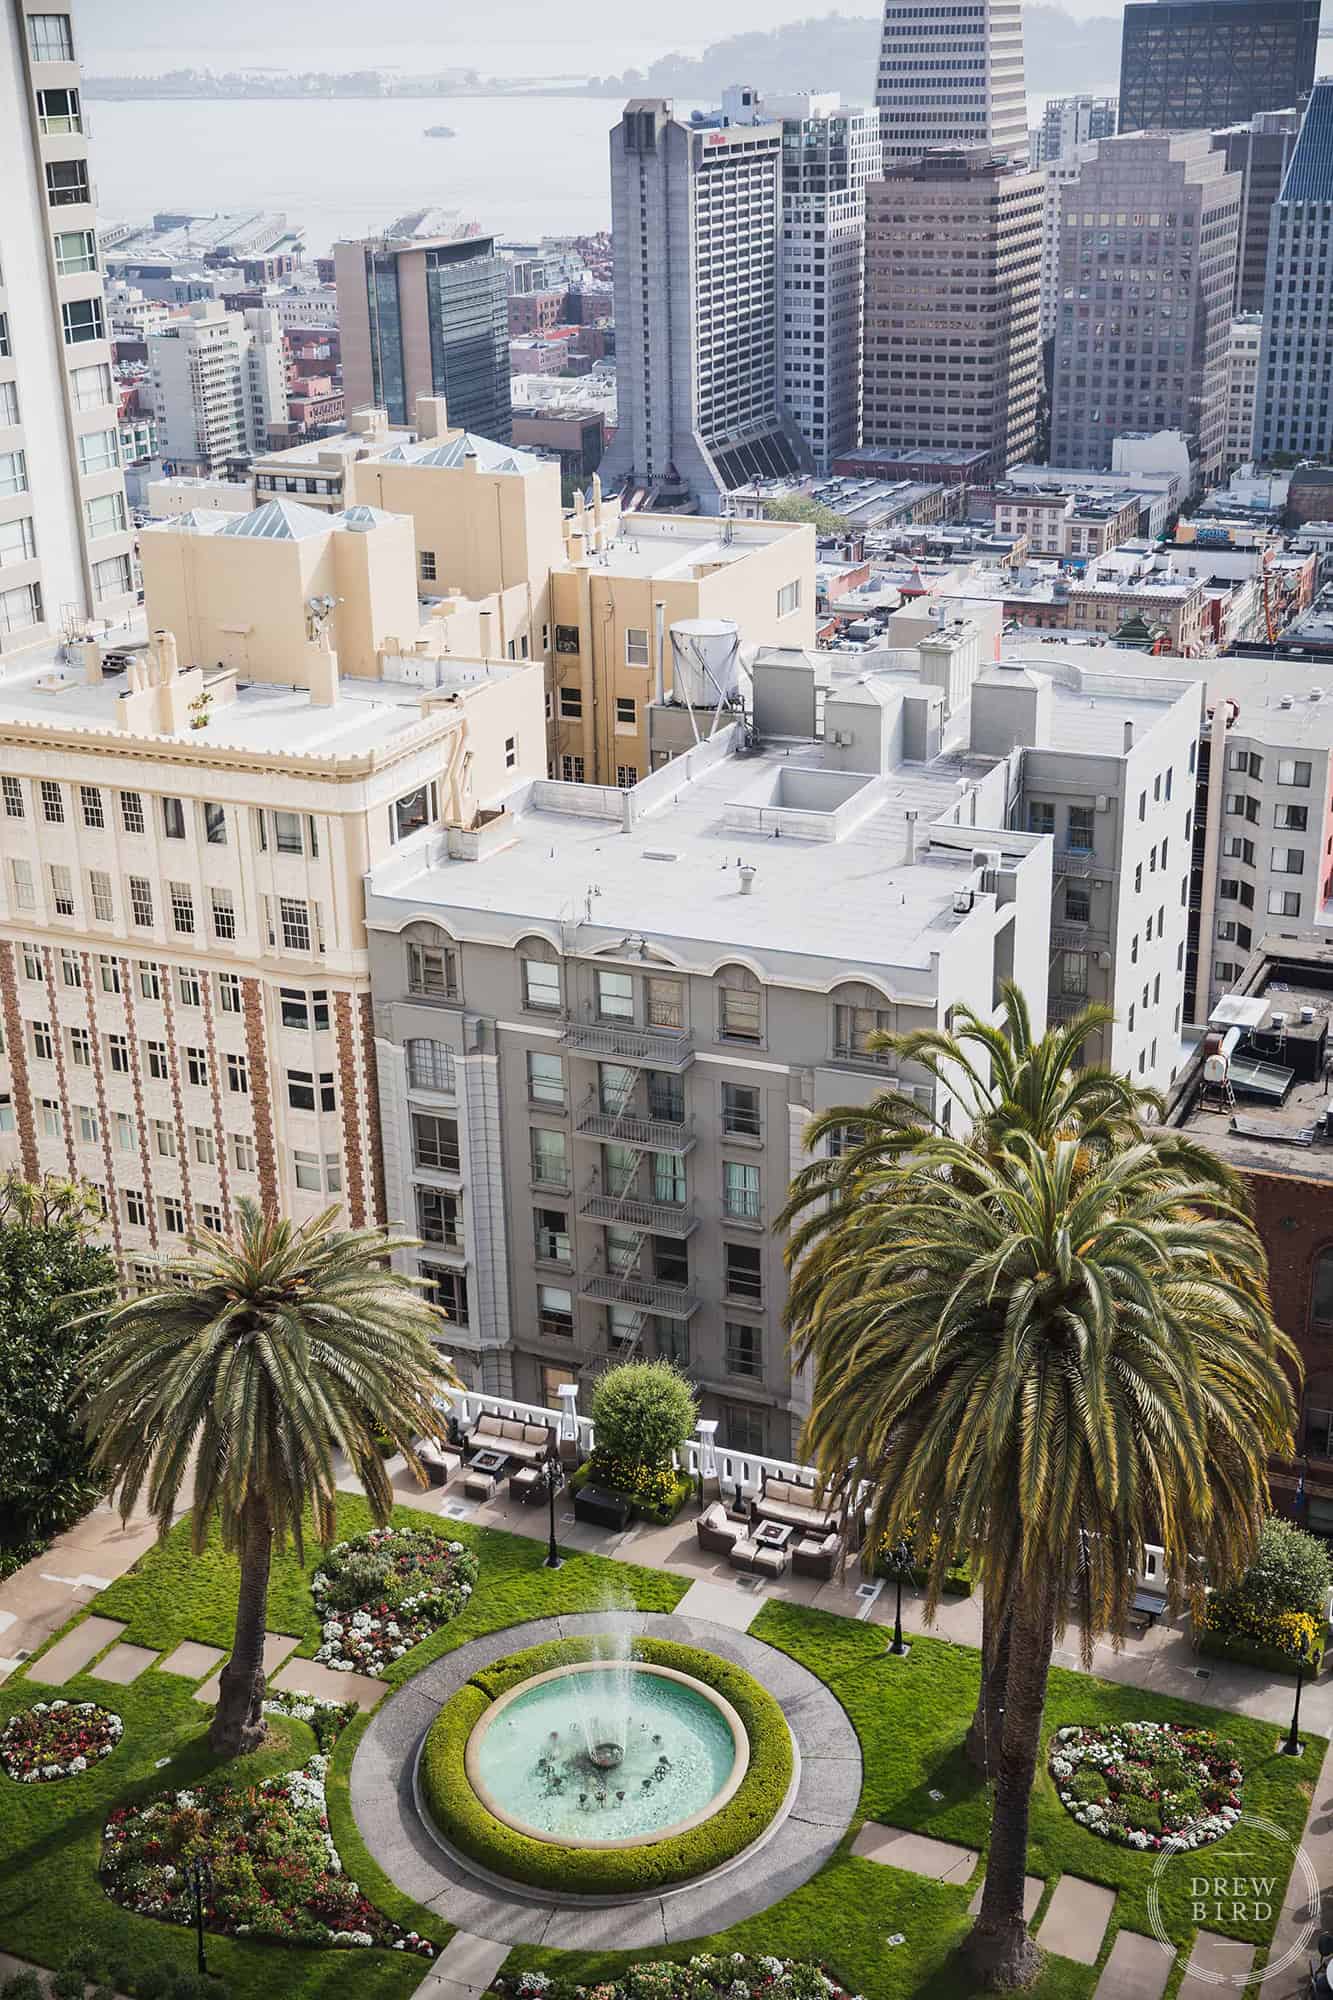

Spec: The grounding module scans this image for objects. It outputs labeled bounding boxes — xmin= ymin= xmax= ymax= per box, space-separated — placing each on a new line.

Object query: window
xmin=538 ymin=1285 xmax=574 ymax=1338
xmin=225 ymin=1052 xmax=249 ymax=1094
xmin=185 ymin=1047 xmax=208 ymax=1088
xmin=144 ymin=1040 xmax=168 ymax=1081
xmin=120 ymin=791 xmax=145 ymax=834
xmin=70 ymin=361 xmax=112 ymax=412
xmin=152 ymin=1119 xmax=176 ymax=1159
xmin=58 ymin=947 xmax=80 ymax=987
xmin=417 ymin=1186 xmax=461 ymax=1247
xmin=723 ymin=1160 xmax=761 ymax=1220
xmin=136 ymin=961 xmax=159 ymax=999
xmin=406 ymin=1038 xmax=454 ymax=1092
xmin=558 ymin=686 xmax=582 ymax=719
xmin=68 ymin=1026 xmax=91 ymax=1067
xmin=531 ymin=1127 xmax=568 ymax=1187
xmin=535 ymin=1206 xmax=571 ymax=1264
xmin=1278 ymin=760 xmax=1312 ymax=787
xmin=176 ymin=967 xmax=201 ymax=1008
xmin=527 ymin=1051 xmax=565 ymax=1104
xmin=653 ymin=1152 xmax=687 ymax=1206
xmin=49 ymin=865 xmax=74 ymax=916
xmin=61 ymin=297 xmax=103 ymax=347
xmin=0 ymin=580 xmax=38 ymax=634
xmin=835 ymin=1002 xmax=893 ymax=1063
xmin=123 ymin=1189 xmax=147 ymax=1229
xmin=28 ymin=13 xmax=74 ymax=60
xmin=722 ymin=1082 xmax=761 ymax=1138
xmin=1267 ymin=889 xmax=1302 ymax=917
xmin=407 ymin=940 xmax=459 ymax=1000
xmin=1222 ymin=835 xmax=1254 ymax=862
xmin=76 ymin=1104 xmax=98 ymax=1145
xmin=200 ymin=1205 xmax=225 ymax=1235
xmin=1275 ymin=804 xmax=1308 ymax=832
xmin=218 ymin=971 xmax=242 ymax=1013
xmin=424 ymin=1266 xmax=469 ymax=1323
xmin=278 ymin=898 xmax=312 ymax=951
xmin=419 ymin=548 xmax=437 ymax=582
xmin=161 ymin=1196 xmax=186 ymax=1236
xmin=21 ymin=946 xmax=43 ymax=983
xmin=113 ymin=1111 xmax=134 ymax=1154
xmin=293 ymin=1148 xmax=341 ymax=1193
xmin=40 ymin=780 xmax=64 ymax=824
xmin=0 ymin=317 xmax=8 ymax=362
xmin=193 ymin=1126 xmax=216 ymax=1166
xmin=287 ymin=1069 xmax=335 ymax=1112
xmin=231 ymin=1132 xmax=256 ymax=1172
xmin=1061 ymin=950 xmax=1088 ymax=997
xmin=724 ymin=1242 xmax=763 ymax=1303
xmin=725 ymin=1403 xmax=766 ymax=1455
xmin=0 ymin=381 xmax=16 ymax=429
xmin=106 ymin=1032 xmax=129 ymax=1074
xmin=725 ymin=1321 xmax=763 ymax=1379
xmin=776 ymin=579 xmax=802 ymax=617
xmin=1271 ymin=848 xmax=1305 ymax=875
xmin=505 ymin=734 xmax=517 ymax=769
xmin=1312 ymin=1250 xmax=1333 ymax=1327
xmin=9 ymin=859 xmax=33 ymax=910
xmin=615 ymin=696 xmax=636 ymax=728
xmin=596 ymin=969 xmax=634 ymax=1020
xmin=390 ymin=787 xmax=437 ymax=843
xmin=204 ymin=802 xmax=227 ymax=845
xmin=645 ymin=977 xmax=683 ymax=1030
xmin=412 ymin=1112 xmax=460 ymax=1174
xmin=1064 ymin=881 xmax=1091 ymax=924
xmin=55 ymin=228 xmax=97 ymax=274
xmin=45 ymin=159 xmax=89 ymax=207
xmin=97 ymin=954 xmax=119 ymax=993
xmin=0 ymin=516 xmax=34 ymax=568
xmin=78 ymin=783 xmax=104 ymax=829
xmin=522 ymin=957 xmax=561 ymax=1012
xmin=77 ymin=428 xmax=118 ymax=475
xmin=279 ymin=987 xmax=329 ymax=1030
xmin=719 ymin=974 xmax=762 ymax=1042
xmin=211 ymin=889 xmax=236 ymax=940
xmin=625 ymin=627 xmax=649 ymax=666
xmin=1066 ymin=804 xmax=1094 ymax=852
xmin=616 ymin=766 xmax=638 ymax=789
xmin=168 ymin=882 xmax=194 ymax=934
xmin=158 ymin=796 xmax=186 ymax=841
xmin=84 ymin=488 xmax=126 ymax=539
xmin=0 ymin=453 xmax=29 ymax=499
xmin=560 ymin=755 xmax=585 ymax=783
xmin=1 ymin=777 xmax=22 ymax=818
xmin=30 ymin=1021 xmax=52 ymax=1062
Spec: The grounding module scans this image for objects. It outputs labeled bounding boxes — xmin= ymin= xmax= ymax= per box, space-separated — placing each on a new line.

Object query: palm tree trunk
xmin=209 ymin=1496 xmax=272 ymax=1757
xmin=965 ymin=1592 xmax=1011 ymax=1776
xmin=965 ymin=1576 xmax=1057 ymax=1990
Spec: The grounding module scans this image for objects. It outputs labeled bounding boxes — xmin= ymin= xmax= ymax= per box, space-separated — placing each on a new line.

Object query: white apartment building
xmin=601 ymin=96 xmax=806 ymax=513
xmin=0 ymin=0 xmax=137 ymax=652
xmin=874 ymin=0 xmax=1029 ymax=169
xmin=149 ymin=300 xmax=288 ymax=476
xmin=1223 ymin=314 xmax=1262 ymax=474
xmin=767 ymin=92 xmax=877 ymax=474
xmin=1036 ymin=94 xmax=1116 ymax=164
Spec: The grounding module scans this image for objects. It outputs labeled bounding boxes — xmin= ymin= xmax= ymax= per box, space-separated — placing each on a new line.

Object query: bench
xmin=755 ymin=1475 xmax=838 ymax=1538
xmin=1127 ymin=1587 xmax=1169 ymax=1635
xmin=465 ymin=1411 xmax=555 ymax=1467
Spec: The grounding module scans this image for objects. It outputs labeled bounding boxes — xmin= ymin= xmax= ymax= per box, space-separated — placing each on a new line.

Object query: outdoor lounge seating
xmin=697 ymin=1502 xmax=742 ymax=1556
xmin=728 ymin=1537 xmax=788 ymax=1578
xmin=792 ymin=1531 xmax=841 ymax=1581
xmin=755 ymin=1476 xmax=838 ymax=1538
xmin=464 ymin=1411 xmax=555 ymax=1467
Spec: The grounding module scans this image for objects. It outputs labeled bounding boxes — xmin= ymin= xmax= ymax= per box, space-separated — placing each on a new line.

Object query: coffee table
xmin=754 ymin=1520 xmax=793 ymax=1551
xmin=471 ymin=1448 xmax=509 ymax=1476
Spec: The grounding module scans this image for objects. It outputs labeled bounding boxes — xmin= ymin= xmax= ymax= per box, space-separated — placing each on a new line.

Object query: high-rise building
xmin=1039 ymin=141 xmax=1100 ymax=341
xmin=862 ymin=148 xmax=1043 ymax=481
xmin=768 ymin=92 xmax=876 ymax=474
xmin=1222 ymin=313 xmax=1262 ymax=472
xmin=1117 ymin=0 xmax=1318 ymax=134
xmin=0 ymin=0 xmax=137 ymax=653
xmin=1211 ymin=108 xmax=1302 ymax=314
xmin=1253 ymin=83 xmax=1333 ymax=465
xmin=874 ymin=0 xmax=1028 ymax=169
xmin=148 ymin=301 xmax=288 ymax=476
xmin=600 ymin=94 xmax=805 ymax=513
xmin=335 ymin=231 xmax=510 ymax=443
xmin=1048 ymin=133 xmax=1242 ymax=483
xmin=1037 ymin=95 xmax=1118 ymax=164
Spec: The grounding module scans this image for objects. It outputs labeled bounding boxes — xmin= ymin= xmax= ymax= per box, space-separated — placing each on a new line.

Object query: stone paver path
xmin=414 ymin=1930 xmax=511 ymax=2000
xmin=157 ymin=1640 xmax=224 ymax=1680
xmin=194 ymin=1632 xmax=300 ymax=1704
xmin=25 ymin=1616 xmax=125 ymax=1684
xmin=1093 ymin=1930 xmax=1172 ymax=2000
xmin=1035 ymin=1876 xmax=1117 ymax=1965
xmin=1176 ymin=1933 xmax=1255 ymax=1997
xmin=90 ymin=1642 xmax=159 ymax=1685
xmin=968 ymin=1875 xmax=1044 ymax=1921
xmin=270 ymin=1657 xmax=389 ymax=1710
xmin=851 ymin=1823 xmax=978 ymax=1885
xmin=672 ymin=1578 xmax=761 ymax=1631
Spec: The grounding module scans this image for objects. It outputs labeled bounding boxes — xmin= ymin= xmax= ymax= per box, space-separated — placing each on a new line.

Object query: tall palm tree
xmin=83 ymin=1200 xmax=454 ymax=1757
xmin=786 ymin=1124 xmax=1295 ymax=1989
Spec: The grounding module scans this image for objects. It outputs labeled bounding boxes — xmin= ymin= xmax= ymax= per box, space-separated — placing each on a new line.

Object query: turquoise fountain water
xmin=468 ymin=1661 xmax=742 ymax=1843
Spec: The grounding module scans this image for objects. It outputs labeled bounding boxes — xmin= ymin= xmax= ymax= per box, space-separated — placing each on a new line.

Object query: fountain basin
xmin=465 ymin=1661 xmax=748 ymax=1849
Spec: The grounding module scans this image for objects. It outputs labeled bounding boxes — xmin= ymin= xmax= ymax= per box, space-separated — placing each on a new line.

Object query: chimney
xmin=568 ymin=528 xmax=585 ymax=562
xmin=306 ymin=640 xmax=340 ymax=707
xmin=738 ymin=863 xmax=756 ymax=895
xmin=1123 ymin=719 xmax=1134 ymax=752
xmin=904 ymin=807 xmax=919 ymax=863
xmin=154 ymin=629 xmax=179 ymax=684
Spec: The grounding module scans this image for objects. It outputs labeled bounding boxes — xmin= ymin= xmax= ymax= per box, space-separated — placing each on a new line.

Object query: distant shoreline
xmin=82 ymin=75 xmax=613 ymax=101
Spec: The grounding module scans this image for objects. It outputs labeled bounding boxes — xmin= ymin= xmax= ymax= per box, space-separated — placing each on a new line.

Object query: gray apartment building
xmin=1048 ymin=132 xmax=1242 ymax=483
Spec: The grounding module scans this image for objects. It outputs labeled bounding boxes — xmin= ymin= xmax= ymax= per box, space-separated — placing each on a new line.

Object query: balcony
xmin=578 ymin=1270 xmax=700 ymax=1319
xmin=1050 ymin=925 xmax=1108 ymax=951
xmin=561 ymin=1017 xmax=694 ymax=1069
xmin=579 ymin=1192 xmax=697 ymax=1238
xmin=576 ymin=1103 xmax=695 ymax=1152
xmin=1052 ymin=850 xmax=1097 ymax=876
xmin=1049 ymin=991 xmax=1089 ymax=1019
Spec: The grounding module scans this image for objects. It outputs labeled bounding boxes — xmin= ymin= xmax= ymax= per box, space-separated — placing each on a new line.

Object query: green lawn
xmin=1 ymin=1504 xmax=1321 ymax=2000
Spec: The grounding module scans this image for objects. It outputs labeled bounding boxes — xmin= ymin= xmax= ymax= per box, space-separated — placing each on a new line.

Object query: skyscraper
xmin=770 ymin=93 xmax=877 ymax=473
xmin=1048 ymin=132 xmax=1241 ymax=483
xmin=0 ymin=0 xmax=137 ymax=653
xmin=335 ymin=231 xmax=510 ymax=443
xmin=601 ymin=94 xmax=804 ymax=513
xmin=1118 ymin=0 xmax=1318 ymax=134
xmin=875 ymin=0 xmax=1028 ymax=169
xmin=862 ymin=147 xmax=1043 ymax=479
xmin=1253 ymin=84 xmax=1333 ymax=463
xmin=1211 ymin=107 xmax=1302 ymax=314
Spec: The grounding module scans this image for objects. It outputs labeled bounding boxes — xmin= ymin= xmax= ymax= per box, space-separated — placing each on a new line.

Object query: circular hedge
xmin=418 ymin=1635 xmax=793 ymax=1894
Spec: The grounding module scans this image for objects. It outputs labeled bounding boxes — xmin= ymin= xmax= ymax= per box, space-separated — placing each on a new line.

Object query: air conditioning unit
xmin=1095 ymin=794 xmax=1109 ymax=813
xmin=1096 ymin=951 xmax=1112 ymax=969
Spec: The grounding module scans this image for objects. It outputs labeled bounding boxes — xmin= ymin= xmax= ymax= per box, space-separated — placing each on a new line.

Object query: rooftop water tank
xmin=669 ymin=618 xmax=741 ymax=709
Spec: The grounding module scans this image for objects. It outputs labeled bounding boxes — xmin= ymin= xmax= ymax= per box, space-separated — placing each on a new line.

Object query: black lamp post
xmin=886 ymin=1541 xmax=912 ymax=1659
xmin=543 ymin=1442 xmax=563 ymax=1571
xmin=189 ymin=1855 xmax=214 ymax=1977
xmin=1282 ymin=1629 xmax=1310 ymax=1756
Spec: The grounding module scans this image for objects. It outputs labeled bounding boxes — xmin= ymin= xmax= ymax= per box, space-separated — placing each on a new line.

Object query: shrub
xmin=0 ymin=1974 xmax=43 ymax=2000
xmin=91 ymin=1988 xmax=116 ymax=2000
xmin=50 ymin=1971 xmax=85 ymax=2000
xmin=420 ymin=1636 xmax=792 ymax=1894
xmin=588 ymin=1362 xmax=697 ymax=1476
xmin=493 ymin=1959 xmax=856 ymax=2000
xmin=1220 ymin=1514 xmax=1332 ymax=1620
xmin=311 ymin=1526 xmax=477 ymax=1674
xmin=134 ymin=1973 xmax=172 ymax=2000
xmin=58 ymin=1944 xmax=105 ymax=1984
xmin=571 ymin=1456 xmax=693 ymax=1523
xmin=104 ymin=1965 xmax=134 ymax=1997
xmin=1196 ymin=1609 xmax=1324 ymax=1677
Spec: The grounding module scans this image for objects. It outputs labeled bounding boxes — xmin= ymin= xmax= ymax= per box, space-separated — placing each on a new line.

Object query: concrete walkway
xmin=0 ymin=1491 xmax=167 ymax=1684
xmin=1258 ymin=1731 xmax=1333 ymax=1999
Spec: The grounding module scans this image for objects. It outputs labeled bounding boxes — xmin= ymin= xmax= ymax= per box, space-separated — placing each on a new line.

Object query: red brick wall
xmin=0 ymin=941 xmax=39 ymax=1181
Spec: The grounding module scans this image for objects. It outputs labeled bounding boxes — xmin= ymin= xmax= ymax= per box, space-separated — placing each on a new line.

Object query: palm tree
xmin=83 ymin=1200 xmax=454 ymax=1757
xmin=786 ymin=1122 xmax=1295 ymax=1989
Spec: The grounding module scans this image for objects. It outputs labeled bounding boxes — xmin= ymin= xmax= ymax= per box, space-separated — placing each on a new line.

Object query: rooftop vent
xmin=642 ymin=850 xmax=678 ymax=862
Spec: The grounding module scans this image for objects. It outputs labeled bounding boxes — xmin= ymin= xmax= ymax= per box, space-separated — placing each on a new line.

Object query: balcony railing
xmin=561 ymin=1017 xmax=694 ymax=1069
xmin=576 ymin=1101 xmax=695 ymax=1152
xmin=579 ymin=1192 xmax=697 ymax=1237
xmin=578 ymin=1270 xmax=700 ymax=1318
xmin=1050 ymin=926 xmax=1109 ymax=951
xmin=1049 ymin=992 xmax=1089 ymax=1018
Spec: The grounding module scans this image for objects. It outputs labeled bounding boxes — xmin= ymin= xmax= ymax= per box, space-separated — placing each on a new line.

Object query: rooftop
xmin=566 ymin=515 xmax=802 ymax=581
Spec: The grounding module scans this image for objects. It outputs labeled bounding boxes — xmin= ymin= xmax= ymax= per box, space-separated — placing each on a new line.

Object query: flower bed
xmin=1049 ymin=1721 xmax=1243 ymax=1851
xmin=311 ymin=1526 xmax=477 ymax=1675
xmin=101 ymin=1754 xmax=435 ymax=1957
xmin=493 ymin=1955 xmax=857 ymax=2000
xmin=262 ymin=1688 xmax=359 ymax=1753
xmin=1 ymin=1700 xmax=123 ymax=1783
xmin=1197 ymin=1599 xmax=1324 ymax=1677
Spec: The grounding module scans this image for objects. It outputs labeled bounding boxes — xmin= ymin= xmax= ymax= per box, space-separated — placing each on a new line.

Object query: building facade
xmin=1223 ymin=313 xmax=1262 ymax=473
xmin=0 ymin=0 xmax=137 ymax=652
xmin=1117 ymin=0 xmax=1318 ymax=133
xmin=1048 ymin=133 xmax=1242 ymax=483
xmin=600 ymin=97 xmax=804 ymax=513
xmin=334 ymin=232 xmax=510 ymax=444
xmin=1037 ymin=95 xmax=1117 ymax=165
xmin=862 ymin=148 xmax=1043 ymax=481
xmin=1039 ymin=140 xmax=1100 ymax=341
xmin=148 ymin=301 xmax=288 ymax=476
xmin=874 ymin=0 xmax=1028 ymax=169
xmin=1211 ymin=107 xmax=1302 ymax=315
xmin=1254 ymin=85 xmax=1333 ymax=466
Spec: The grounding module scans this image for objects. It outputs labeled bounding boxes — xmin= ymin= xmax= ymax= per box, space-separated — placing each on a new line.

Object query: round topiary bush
xmin=584 ymin=1361 xmax=699 ymax=1518
xmin=419 ymin=1636 xmax=792 ymax=1894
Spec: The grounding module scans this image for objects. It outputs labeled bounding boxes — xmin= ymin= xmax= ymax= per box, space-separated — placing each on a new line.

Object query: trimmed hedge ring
xmin=417 ymin=1635 xmax=794 ymax=1894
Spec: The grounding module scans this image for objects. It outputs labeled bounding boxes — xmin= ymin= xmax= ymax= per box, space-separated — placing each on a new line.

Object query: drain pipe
xmin=654 ymin=599 xmax=666 ymax=706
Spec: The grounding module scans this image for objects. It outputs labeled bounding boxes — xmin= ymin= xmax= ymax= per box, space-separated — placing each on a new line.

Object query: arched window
xmin=1313 ymin=1249 xmax=1333 ymax=1328
xmin=403 ymin=922 xmax=459 ymax=1002
xmin=830 ymin=981 xmax=896 ymax=1066
xmin=406 ymin=1039 xmax=455 ymax=1093
xmin=717 ymin=964 xmax=762 ymax=1044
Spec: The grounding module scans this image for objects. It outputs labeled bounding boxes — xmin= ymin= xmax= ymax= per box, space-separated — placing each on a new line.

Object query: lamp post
xmin=189 ymin=1855 xmax=214 ymax=1977
xmin=543 ymin=1440 xmax=563 ymax=1571
xmin=1282 ymin=1629 xmax=1310 ymax=1756
xmin=886 ymin=1540 xmax=912 ymax=1659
